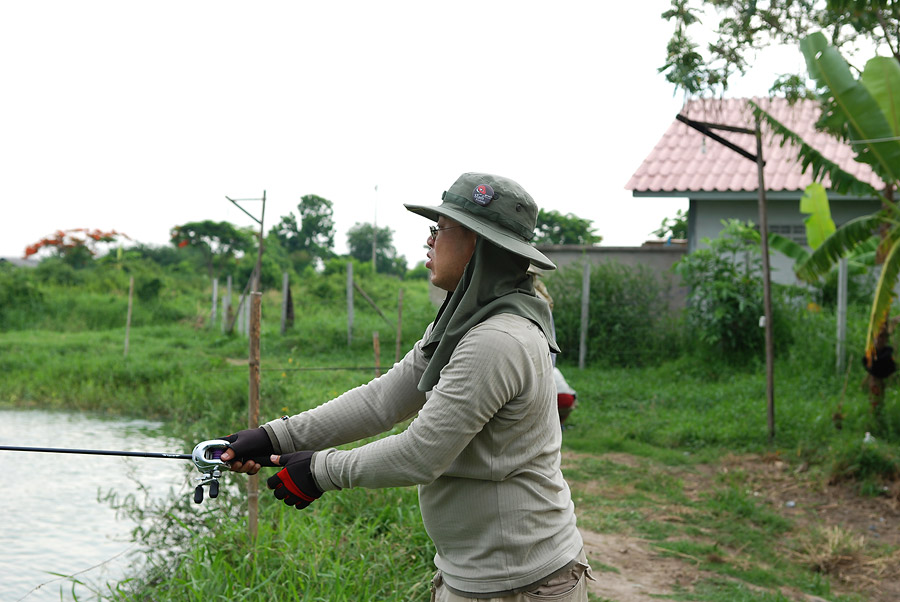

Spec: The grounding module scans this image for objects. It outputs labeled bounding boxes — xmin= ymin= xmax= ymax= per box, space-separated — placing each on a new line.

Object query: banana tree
xmin=768 ymin=182 xmax=878 ymax=291
xmin=750 ymin=31 xmax=900 ymax=419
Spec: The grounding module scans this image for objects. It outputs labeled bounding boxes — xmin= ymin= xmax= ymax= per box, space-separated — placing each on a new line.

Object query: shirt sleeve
xmin=312 ymin=321 xmax=532 ymax=491
xmin=262 ymin=329 xmax=431 ymax=454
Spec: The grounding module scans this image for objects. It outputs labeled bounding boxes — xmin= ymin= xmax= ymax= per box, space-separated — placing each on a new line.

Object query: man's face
xmin=425 ymin=216 xmax=477 ymax=291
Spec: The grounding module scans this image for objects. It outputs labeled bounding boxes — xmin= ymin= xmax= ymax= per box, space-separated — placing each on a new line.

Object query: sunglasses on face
xmin=429 ymin=225 xmax=464 ymax=240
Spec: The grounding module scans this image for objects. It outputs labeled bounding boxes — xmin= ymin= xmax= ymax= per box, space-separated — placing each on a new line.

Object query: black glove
xmin=266 ymin=451 xmax=323 ymax=510
xmin=221 ymin=427 xmax=277 ymax=467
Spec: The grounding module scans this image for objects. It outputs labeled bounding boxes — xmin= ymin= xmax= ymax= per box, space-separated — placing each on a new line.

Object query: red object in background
xmin=557 ymin=393 xmax=576 ymax=409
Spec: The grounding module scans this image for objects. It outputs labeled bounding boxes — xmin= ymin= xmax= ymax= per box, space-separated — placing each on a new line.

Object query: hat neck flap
xmin=417 ymin=237 xmax=560 ymax=392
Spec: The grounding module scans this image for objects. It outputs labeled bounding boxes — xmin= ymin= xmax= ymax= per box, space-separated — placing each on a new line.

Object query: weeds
xmin=3 ymin=258 xmax=900 ymax=600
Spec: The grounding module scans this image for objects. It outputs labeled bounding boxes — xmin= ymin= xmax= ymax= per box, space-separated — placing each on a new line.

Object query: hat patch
xmin=472 ymin=184 xmax=495 ymax=206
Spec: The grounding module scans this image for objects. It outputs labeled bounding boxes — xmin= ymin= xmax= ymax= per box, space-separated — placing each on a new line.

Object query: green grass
xmin=2 ymin=272 xmax=899 ymax=601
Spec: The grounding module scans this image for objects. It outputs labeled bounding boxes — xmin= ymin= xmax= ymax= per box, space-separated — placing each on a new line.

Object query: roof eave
xmin=630 ymin=190 xmax=879 ymax=201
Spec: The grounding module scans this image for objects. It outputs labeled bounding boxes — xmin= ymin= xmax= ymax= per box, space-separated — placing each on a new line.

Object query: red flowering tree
xmin=23 ymin=228 xmax=130 ymax=267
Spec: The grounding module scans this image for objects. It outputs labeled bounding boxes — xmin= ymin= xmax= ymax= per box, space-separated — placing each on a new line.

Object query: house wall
xmin=689 ymin=197 xmax=881 ymax=285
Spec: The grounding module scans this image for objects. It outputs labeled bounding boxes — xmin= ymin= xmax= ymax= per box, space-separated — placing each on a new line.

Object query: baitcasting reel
xmin=191 ymin=439 xmax=231 ymax=504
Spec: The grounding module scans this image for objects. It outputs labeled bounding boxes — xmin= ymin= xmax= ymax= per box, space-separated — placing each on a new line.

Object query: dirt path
xmin=581 ymin=529 xmax=714 ymax=601
xmin=570 ymin=453 xmax=900 ymax=602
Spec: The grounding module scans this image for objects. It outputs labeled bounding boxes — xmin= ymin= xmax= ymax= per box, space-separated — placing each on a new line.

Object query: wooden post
xmin=223 ymin=275 xmax=232 ymax=334
xmin=755 ymin=118 xmax=776 ymax=444
xmin=836 ymin=257 xmax=848 ymax=374
xmin=237 ymin=294 xmax=245 ymax=336
xmin=373 ymin=331 xmax=381 ymax=377
xmin=395 ymin=288 xmax=404 ymax=363
xmin=244 ymin=294 xmax=251 ymax=336
xmin=578 ymin=261 xmax=590 ymax=370
xmin=353 ymin=280 xmax=394 ymax=329
xmin=347 ymin=262 xmax=354 ymax=347
xmin=248 ymin=291 xmax=262 ymax=540
xmin=210 ymin=278 xmax=218 ymax=328
xmin=280 ymin=272 xmax=289 ymax=335
xmin=124 ymin=275 xmax=134 ymax=357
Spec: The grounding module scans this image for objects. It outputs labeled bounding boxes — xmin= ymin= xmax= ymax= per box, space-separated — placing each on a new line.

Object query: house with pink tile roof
xmin=626 ymin=97 xmax=883 ymax=284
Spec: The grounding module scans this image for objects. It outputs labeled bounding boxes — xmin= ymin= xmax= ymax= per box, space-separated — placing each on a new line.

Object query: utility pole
xmin=372 ymin=184 xmax=378 ymax=274
xmin=676 ymin=111 xmax=776 ymax=444
xmin=226 ymin=190 xmax=267 ymax=539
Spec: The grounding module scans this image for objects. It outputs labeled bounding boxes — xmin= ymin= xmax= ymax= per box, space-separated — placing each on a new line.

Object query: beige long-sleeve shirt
xmin=263 ymin=313 xmax=582 ymax=595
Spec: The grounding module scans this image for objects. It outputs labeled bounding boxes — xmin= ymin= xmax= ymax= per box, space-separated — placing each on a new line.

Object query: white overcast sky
xmin=0 ymin=1 xmax=807 ymax=266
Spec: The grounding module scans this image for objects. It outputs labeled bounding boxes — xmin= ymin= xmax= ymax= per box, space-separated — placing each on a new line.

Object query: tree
xmin=749 ymin=32 xmax=900 ymax=423
xmin=169 ymin=220 xmax=254 ymax=278
xmin=660 ymin=0 xmax=900 ymax=97
xmin=533 ymin=210 xmax=602 ymax=245
xmin=24 ymin=228 xmax=130 ymax=268
xmin=269 ymin=195 xmax=336 ymax=268
xmin=346 ymin=222 xmax=407 ymax=276
xmin=652 ymin=208 xmax=689 ymax=240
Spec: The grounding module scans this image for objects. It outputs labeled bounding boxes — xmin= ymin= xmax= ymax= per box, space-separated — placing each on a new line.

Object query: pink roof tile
xmin=625 ymin=97 xmax=882 ymax=194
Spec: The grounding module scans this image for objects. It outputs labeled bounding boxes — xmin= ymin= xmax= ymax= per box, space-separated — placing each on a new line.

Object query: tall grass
xmin=545 ymin=260 xmax=684 ymax=367
xmin=3 ymin=259 xmax=900 ymax=600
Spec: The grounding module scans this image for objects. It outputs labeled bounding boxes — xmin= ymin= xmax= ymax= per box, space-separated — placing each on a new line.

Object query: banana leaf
xmin=800 ymin=32 xmax=900 ymax=185
xmin=749 ymin=100 xmax=884 ymax=200
xmin=799 ymin=182 xmax=835 ymax=249
xmin=860 ymin=56 xmax=900 ymax=137
xmin=795 ymin=213 xmax=883 ymax=281
xmin=768 ymin=232 xmax=809 ymax=263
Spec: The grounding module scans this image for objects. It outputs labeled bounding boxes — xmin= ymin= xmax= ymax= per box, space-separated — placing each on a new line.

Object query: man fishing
xmin=220 ymin=172 xmax=593 ymax=600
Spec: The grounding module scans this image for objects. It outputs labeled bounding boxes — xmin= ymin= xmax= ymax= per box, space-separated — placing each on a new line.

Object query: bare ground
xmin=569 ymin=453 xmax=900 ymax=602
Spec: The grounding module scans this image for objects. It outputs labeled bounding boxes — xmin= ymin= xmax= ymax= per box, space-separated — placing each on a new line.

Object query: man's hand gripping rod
xmin=0 ymin=440 xmax=232 ymax=504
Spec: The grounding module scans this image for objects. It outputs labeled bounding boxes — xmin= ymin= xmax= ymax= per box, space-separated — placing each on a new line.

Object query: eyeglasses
xmin=429 ymin=225 xmax=464 ymax=240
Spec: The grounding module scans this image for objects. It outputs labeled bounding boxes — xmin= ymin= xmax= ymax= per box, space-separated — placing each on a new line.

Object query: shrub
xmin=675 ymin=220 xmax=794 ymax=363
xmin=545 ymin=260 xmax=682 ymax=366
xmin=829 ymin=436 xmax=900 ymax=496
xmin=0 ymin=265 xmax=45 ymax=330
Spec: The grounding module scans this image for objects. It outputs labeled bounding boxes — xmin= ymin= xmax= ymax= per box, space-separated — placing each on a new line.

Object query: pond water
xmin=0 ymin=409 xmax=192 ymax=602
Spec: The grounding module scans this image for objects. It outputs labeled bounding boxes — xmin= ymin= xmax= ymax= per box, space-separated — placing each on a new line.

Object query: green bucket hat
xmin=404 ymin=172 xmax=556 ymax=270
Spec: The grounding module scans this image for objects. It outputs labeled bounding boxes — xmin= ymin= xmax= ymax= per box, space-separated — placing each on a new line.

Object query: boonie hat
xmin=405 ymin=172 xmax=556 ymax=270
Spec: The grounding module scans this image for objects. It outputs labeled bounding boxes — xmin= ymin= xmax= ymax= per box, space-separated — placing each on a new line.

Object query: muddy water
xmin=0 ymin=409 xmax=191 ymax=601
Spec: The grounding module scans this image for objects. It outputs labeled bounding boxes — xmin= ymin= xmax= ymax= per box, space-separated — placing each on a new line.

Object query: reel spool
xmin=191 ymin=439 xmax=231 ymax=503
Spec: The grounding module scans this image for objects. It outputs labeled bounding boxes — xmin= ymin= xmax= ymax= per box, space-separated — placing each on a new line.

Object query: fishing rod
xmin=0 ymin=440 xmax=231 ymax=504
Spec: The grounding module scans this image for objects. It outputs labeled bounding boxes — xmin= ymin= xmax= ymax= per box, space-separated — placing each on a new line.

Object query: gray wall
xmin=536 ymin=243 xmax=688 ymax=311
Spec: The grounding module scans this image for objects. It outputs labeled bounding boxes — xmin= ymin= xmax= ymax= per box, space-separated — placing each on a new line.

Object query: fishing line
xmin=0 ymin=440 xmax=232 ymax=504
xmin=14 ymin=543 xmax=137 ymax=602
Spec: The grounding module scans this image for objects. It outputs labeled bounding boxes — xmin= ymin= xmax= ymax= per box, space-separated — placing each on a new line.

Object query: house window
xmin=768 ymin=224 xmax=807 ymax=246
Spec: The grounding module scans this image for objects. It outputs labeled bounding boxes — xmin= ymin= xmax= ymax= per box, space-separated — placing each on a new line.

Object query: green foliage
xmin=169 ymin=220 xmax=256 ymax=278
xmin=652 ymin=208 xmax=688 ymax=240
xmin=829 ymin=436 xmax=900 ymax=496
xmin=0 ymin=264 xmax=45 ymax=331
xmin=268 ymin=194 xmax=336 ymax=269
xmin=660 ymin=0 xmax=900 ymax=97
xmin=753 ymin=36 xmax=900 ymax=371
xmin=545 ymin=260 xmax=682 ymax=367
xmin=798 ymin=183 xmax=835 ymax=250
xmin=675 ymin=220 xmax=793 ymax=362
xmin=406 ymin=261 xmax=430 ymax=280
xmin=346 ymin=222 xmax=407 ymax=276
xmin=0 ymin=259 xmax=202 ymax=332
xmin=3 ymin=266 xmax=900 ymax=600
xmin=800 ymin=32 xmax=900 ymax=185
xmin=533 ymin=209 xmax=602 ymax=245
xmin=102 ymin=478 xmax=434 ymax=601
